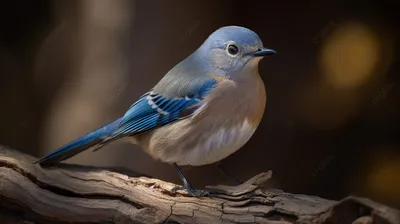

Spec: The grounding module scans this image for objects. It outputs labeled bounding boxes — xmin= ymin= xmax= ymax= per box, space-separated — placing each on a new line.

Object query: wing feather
xmin=102 ymin=77 xmax=217 ymax=143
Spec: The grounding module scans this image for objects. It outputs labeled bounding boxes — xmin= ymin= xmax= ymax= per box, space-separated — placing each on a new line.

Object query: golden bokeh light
xmin=297 ymin=20 xmax=394 ymax=130
xmin=354 ymin=148 xmax=400 ymax=204
xmin=367 ymin=161 xmax=400 ymax=199
xmin=321 ymin=22 xmax=380 ymax=89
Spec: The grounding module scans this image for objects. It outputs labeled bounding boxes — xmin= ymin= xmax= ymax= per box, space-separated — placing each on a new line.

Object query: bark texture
xmin=0 ymin=146 xmax=399 ymax=224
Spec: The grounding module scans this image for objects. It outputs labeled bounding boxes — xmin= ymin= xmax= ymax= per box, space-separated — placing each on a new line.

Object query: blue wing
xmin=104 ymin=78 xmax=217 ymax=142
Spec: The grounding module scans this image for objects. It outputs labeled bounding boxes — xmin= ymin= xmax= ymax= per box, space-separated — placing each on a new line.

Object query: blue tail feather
xmin=35 ymin=118 xmax=122 ymax=166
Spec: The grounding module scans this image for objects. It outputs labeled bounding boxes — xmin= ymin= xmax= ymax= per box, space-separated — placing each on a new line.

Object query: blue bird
xmin=35 ymin=26 xmax=276 ymax=196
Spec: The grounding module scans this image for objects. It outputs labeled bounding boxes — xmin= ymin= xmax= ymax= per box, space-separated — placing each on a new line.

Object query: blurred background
xmin=0 ymin=0 xmax=399 ymax=208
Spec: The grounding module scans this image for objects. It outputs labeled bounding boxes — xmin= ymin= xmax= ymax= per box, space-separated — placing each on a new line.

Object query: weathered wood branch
xmin=0 ymin=146 xmax=399 ymax=224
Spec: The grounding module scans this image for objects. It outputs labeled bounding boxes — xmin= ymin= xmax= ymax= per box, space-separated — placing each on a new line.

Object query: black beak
xmin=248 ymin=47 xmax=277 ymax=57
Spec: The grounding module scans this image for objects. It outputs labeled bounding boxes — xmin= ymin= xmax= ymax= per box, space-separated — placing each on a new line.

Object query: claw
xmin=171 ymin=185 xmax=214 ymax=197
xmin=171 ymin=163 xmax=215 ymax=197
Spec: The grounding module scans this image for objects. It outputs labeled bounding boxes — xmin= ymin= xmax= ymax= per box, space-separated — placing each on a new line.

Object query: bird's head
xmin=197 ymin=26 xmax=276 ymax=78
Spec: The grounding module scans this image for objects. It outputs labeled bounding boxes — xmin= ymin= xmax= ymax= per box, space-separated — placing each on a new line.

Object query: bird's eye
xmin=227 ymin=44 xmax=239 ymax=55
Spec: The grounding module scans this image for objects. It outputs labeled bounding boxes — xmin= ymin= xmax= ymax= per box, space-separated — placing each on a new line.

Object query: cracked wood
xmin=0 ymin=146 xmax=399 ymax=224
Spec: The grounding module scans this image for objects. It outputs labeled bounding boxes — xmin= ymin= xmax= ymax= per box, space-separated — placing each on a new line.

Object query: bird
xmin=35 ymin=25 xmax=277 ymax=197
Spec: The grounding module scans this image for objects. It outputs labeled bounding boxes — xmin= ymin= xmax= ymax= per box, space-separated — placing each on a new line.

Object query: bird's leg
xmin=215 ymin=162 xmax=242 ymax=185
xmin=171 ymin=163 xmax=214 ymax=197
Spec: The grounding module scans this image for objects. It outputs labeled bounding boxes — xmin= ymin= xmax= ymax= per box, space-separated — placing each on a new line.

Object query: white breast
xmin=177 ymin=119 xmax=256 ymax=166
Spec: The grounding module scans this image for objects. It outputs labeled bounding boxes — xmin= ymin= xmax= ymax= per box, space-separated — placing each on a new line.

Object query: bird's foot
xmin=215 ymin=162 xmax=242 ymax=185
xmin=171 ymin=183 xmax=214 ymax=197
xmin=171 ymin=163 xmax=216 ymax=197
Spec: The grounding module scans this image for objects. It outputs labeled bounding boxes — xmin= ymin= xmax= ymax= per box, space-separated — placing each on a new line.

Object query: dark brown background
xmin=0 ymin=0 xmax=399 ymax=208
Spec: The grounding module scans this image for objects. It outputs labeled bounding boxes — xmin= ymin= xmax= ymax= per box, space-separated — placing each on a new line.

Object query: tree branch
xmin=0 ymin=146 xmax=398 ymax=224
